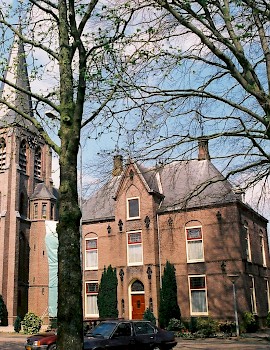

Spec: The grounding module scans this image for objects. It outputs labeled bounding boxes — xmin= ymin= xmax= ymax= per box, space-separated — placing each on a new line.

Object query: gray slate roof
xmin=82 ymin=175 xmax=122 ymax=222
xmin=157 ymin=160 xmax=238 ymax=211
xmin=31 ymin=183 xmax=56 ymax=200
xmin=82 ymin=159 xmax=240 ymax=222
xmin=0 ymin=36 xmax=36 ymax=132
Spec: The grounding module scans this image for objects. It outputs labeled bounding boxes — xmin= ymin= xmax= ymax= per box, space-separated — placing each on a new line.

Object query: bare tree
xmin=100 ymin=0 xmax=269 ymax=196
xmin=0 ymin=1 xmax=165 ymax=349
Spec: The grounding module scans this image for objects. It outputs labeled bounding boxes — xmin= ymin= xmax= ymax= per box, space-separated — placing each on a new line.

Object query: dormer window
xmin=127 ymin=197 xmax=140 ymax=220
xmin=19 ymin=140 xmax=27 ymax=173
xmin=0 ymin=138 xmax=6 ymax=170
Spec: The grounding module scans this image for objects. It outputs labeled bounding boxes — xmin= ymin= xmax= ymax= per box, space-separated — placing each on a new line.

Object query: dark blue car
xmin=84 ymin=320 xmax=177 ymax=350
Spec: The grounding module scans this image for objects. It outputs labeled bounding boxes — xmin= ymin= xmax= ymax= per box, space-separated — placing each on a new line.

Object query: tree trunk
xmin=57 ymin=1 xmax=83 ymax=349
xmin=57 ymin=146 xmax=83 ymax=350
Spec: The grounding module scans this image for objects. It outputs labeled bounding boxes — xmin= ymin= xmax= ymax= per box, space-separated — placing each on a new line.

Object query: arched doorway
xmin=130 ymin=280 xmax=145 ymax=320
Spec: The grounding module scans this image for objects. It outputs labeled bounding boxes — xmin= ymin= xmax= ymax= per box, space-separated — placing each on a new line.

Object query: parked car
xmin=25 ymin=320 xmax=177 ymax=350
xmin=25 ymin=330 xmax=57 ymax=350
xmin=84 ymin=320 xmax=177 ymax=350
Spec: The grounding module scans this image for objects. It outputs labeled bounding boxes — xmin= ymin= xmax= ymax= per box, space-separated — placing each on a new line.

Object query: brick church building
xmin=0 ymin=37 xmax=270 ymax=326
xmin=0 ymin=38 xmax=57 ymax=325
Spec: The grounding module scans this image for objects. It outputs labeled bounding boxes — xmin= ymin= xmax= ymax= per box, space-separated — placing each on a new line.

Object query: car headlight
xmin=33 ymin=341 xmax=41 ymax=346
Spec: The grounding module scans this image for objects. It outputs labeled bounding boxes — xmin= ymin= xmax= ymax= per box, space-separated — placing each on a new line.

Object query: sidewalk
xmin=241 ymin=328 xmax=270 ymax=340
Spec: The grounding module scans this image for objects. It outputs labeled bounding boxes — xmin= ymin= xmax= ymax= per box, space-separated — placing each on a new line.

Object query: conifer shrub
xmin=158 ymin=261 xmax=181 ymax=328
xmin=14 ymin=316 xmax=22 ymax=333
xmin=21 ymin=312 xmax=42 ymax=334
xmin=97 ymin=265 xmax=118 ymax=318
xmin=0 ymin=295 xmax=8 ymax=326
xmin=143 ymin=308 xmax=156 ymax=325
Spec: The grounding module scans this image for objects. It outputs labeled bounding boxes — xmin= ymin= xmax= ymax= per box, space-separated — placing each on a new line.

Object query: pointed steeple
xmin=0 ymin=31 xmax=34 ymax=127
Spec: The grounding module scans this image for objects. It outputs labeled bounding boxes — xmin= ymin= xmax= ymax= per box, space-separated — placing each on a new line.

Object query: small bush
xmin=49 ymin=317 xmax=57 ymax=330
xmin=266 ymin=312 xmax=270 ymax=328
xmin=21 ymin=312 xmax=42 ymax=334
xmin=195 ymin=317 xmax=218 ymax=337
xmin=167 ymin=318 xmax=184 ymax=332
xmin=14 ymin=316 xmax=22 ymax=333
xmin=189 ymin=317 xmax=198 ymax=333
xmin=242 ymin=312 xmax=259 ymax=333
xmin=143 ymin=308 xmax=156 ymax=325
xmin=218 ymin=320 xmax=235 ymax=335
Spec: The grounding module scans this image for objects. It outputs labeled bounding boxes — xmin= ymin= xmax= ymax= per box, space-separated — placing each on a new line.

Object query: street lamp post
xmin=228 ymin=274 xmax=240 ymax=337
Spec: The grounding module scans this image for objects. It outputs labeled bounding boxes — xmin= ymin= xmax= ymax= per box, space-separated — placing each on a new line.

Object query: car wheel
xmin=152 ymin=346 xmax=162 ymax=350
xmin=48 ymin=344 xmax=57 ymax=350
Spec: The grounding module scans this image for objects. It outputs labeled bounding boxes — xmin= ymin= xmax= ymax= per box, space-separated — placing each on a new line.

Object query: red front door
xmin=132 ymin=294 xmax=145 ymax=320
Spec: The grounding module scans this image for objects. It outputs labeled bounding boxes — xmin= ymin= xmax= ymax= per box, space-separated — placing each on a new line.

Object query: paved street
xmin=175 ymin=337 xmax=270 ymax=349
xmin=0 ymin=333 xmax=270 ymax=350
xmin=0 ymin=334 xmax=27 ymax=350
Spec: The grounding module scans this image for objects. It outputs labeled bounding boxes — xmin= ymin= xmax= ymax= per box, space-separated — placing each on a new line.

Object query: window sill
xmin=187 ymin=260 xmax=205 ymax=263
xmin=128 ymin=263 xmax=143 ymax=267
xmin=191 ymin=312 xmax=208 ymax=316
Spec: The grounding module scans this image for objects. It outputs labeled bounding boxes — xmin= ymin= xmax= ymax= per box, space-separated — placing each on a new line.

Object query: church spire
xmin=0 ymin=31 xmax=34 ymax=126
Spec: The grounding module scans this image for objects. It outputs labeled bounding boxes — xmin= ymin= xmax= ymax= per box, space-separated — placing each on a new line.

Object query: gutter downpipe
xmin=157 ymin=199 xmax=164 ymax=288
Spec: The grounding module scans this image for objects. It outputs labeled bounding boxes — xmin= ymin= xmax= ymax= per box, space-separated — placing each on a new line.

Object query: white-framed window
xmin=127 ymin=197 xmax=140 ymax=220
xmin=127 ymin=231 xmax=143 ymax=266
xmin=42 ymin=203 xmax=47 ymax=218
xmin=186 ymin=226 xmax=204 ymax=262
xmin=265 ymin=279 xmax=270 ymax=313
xmin=244 ymin=225 xmax=252 ymax=262
xmin=85 ymin=238 xmax=98 ymax=270
xmin=85 ymin=281 xmax=99 ymax=317
xmin=260 ymin=233 xmax=267 ymax=267
xmin=249 ymin=275 xmax=257 ymax=314
xmin=33 ymin=203 xmax=38 ymax=219
xmin=189 ymin=275 xmax=208 ymax=315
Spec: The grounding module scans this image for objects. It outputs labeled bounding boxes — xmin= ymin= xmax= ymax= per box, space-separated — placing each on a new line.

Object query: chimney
xmin=112 ymin=155 xmax=123 ymax=176
xmin=198 ymin=139 xmax=210 ymax=160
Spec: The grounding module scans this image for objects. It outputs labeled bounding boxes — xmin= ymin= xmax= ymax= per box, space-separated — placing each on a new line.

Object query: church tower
xmin=0 ymin=35 xmax=56 ymax=325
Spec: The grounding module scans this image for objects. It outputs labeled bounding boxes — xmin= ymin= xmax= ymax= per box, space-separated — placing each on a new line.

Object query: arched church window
xmin=18 ymin=231 xmax=29 ymax=286
xmin=34 ymin=146 xmax=42 ymax=178
xmin=0 ymin=138 xmax=6 ymax=170
xmin=19 ymin=140 xmax=27 ymax=173
xmin=19 ymin=192 xmax=27 ymax=217
xmin=131 ymin=280 xmax=144 ymax=292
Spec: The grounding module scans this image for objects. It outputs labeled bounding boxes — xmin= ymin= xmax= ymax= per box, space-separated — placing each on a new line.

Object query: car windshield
xmin=89 ymin=322 xmax=117 ymax=338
